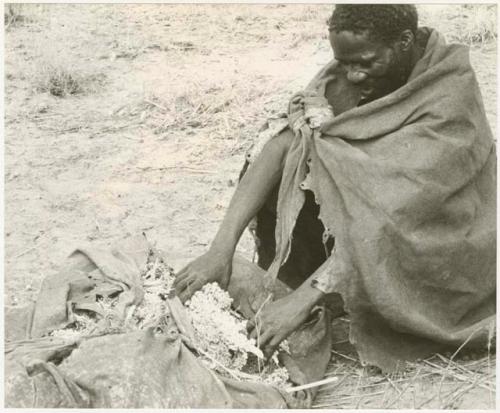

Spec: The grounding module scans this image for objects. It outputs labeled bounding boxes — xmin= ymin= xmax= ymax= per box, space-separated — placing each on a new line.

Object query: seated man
xmin=174 ymin=4 xmax=496 ymax=371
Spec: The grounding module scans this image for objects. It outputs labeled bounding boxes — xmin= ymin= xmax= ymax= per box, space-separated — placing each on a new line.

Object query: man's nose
xmin=346 ymin=70 xmax=368 ymax=84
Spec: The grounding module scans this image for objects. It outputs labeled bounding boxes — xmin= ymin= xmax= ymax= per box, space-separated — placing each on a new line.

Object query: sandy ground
xmin=5 ymin=4 xmax=338 ymax=306
xmin=4 ymin=4 xmax=497 ymax=409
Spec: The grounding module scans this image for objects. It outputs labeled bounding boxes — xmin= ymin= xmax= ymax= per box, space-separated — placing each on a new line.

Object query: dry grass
xmin=31 ymin=46 xmax=106 ymax=98
xmin=313 ymin=318 xmax=496 ymax=409
xmin=138 ymin=82 xmax=278 ymax=146
xmin=5 ymin=4 xmax=27 ymax=29
xmin=460 ymin=4 xmax=497 ymax=44
xmin=34 ymin=64 xmax=85 ymax=97
xmin=4 ymin=3 xmax=50 ymax=30
xmin=34 ymin=65 xmax=106 ymax=97
xmin=419 ymin=4 xmax=497 ymax=47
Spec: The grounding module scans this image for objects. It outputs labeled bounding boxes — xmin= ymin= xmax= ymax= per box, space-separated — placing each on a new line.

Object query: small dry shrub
xmin=34 ymin=62 xmax=105 ymax=97
xmin=5 ymin=4 xmax=26 ymax=28
xmin=460 ymin=4 xmax=497 ymax=44
xmin=39 ymin=67 xmax=83 ymax=97
xmin=4 ymin=3 xmax=44 ymax=29
xmin=419 ymin=4 xmax=497 ymax=47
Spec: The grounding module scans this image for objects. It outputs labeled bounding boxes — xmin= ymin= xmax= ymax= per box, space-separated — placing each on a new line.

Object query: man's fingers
xmin=246 ymin=318 xmax=256 ymax=333
xmin=256 ymin=329 xmax=273 ymax=348
xmin=174 ymin=275 xmax=194 ymax=294
xmin=265 ymin=335 xmax=284 ymax=357
xmin=263 ymin=345 xmax=276 ymax=359
xmin=269 ymin=334 xmax=283 ymax=349
xmin=191 ymin=280 xmax=203 ymax=294
xmin=178 ymin=278 xmax=204 ymax=303
xmin=263 ymin=333 xmax=286 ymax=359
xmin=172 ymin=273 xmax=185 ymax=287
xmin=173 ymin=267 xmax=189 ymax=286
xmin=248 ymin=325 xmax=257 ymax=340
xmin=178 ymin=290 xmax=189 ymax=303
xmin=178 ymin=285 xmax=195 ymax=303
xmin=248 ymin=315 xmax=262 ymax=339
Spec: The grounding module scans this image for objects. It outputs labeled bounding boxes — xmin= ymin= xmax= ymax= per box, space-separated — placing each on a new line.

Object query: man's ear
xmin=398 ymin=29 xmax=415 ymax=52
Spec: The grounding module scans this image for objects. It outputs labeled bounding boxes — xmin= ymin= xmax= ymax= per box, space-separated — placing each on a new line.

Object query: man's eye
xmin=336 ymin=59 xmax=371 ymax=70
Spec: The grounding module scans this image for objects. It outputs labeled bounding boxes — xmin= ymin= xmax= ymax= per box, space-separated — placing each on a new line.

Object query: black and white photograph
xmin=3 ymin=2 xmax=497 ymax=409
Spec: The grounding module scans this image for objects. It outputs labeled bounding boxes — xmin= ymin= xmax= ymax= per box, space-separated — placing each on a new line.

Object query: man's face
xmin=329 ymin=30 xmax=408 ymax=103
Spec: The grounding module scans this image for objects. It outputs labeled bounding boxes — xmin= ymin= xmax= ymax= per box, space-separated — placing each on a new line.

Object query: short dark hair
xmin=328 ymin=4 xmax=418 ymax=45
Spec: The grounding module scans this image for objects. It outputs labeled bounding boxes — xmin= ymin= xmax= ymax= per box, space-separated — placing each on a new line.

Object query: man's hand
xmin=247 ymin=282 xmax=324 ymax=358
xmin=173 ymin=250 xmax=232 ymax=303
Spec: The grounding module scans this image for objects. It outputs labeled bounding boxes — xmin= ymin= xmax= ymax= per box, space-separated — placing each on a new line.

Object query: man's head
xmin=328 ymin=5 xmax=419 ymax=102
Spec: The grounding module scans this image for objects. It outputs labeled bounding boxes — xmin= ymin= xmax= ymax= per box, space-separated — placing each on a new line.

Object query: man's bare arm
xmin=174 ymin=128 xmax=294 ymax=302
xmin=210 ymin=129 xmax=293 ymax=256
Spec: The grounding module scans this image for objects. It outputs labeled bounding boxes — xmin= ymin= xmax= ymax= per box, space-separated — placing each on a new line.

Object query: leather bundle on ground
xmin=48 ymin=248 xmax=291 ymax=388
xmin=4 ymin=235 xmax=332 ymax=408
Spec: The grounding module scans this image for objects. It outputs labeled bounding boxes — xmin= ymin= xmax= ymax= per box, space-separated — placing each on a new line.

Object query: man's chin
xmin=360 ymin=86 xmax=395 ymax=103
xmin=359 ymin=90 xmax=380 ymax=104
xmin=360 ymin=89 xmax=374 ymax=100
